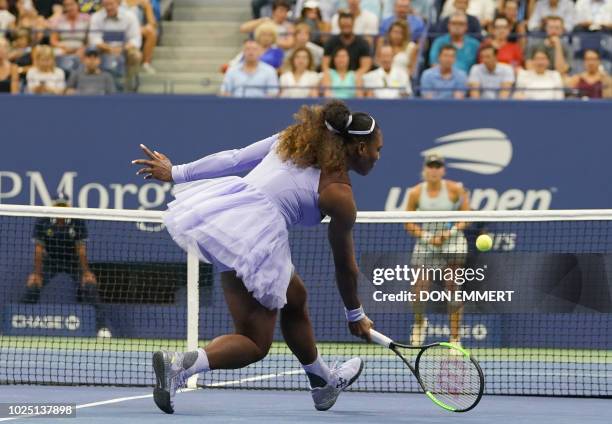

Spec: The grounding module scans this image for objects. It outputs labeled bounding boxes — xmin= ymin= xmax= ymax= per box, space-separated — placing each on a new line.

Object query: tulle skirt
xmin=164 ymin=176 xmax=293 ymax=310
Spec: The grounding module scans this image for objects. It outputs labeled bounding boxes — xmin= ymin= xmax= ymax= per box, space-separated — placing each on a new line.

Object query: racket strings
xmin=417 ymin=346 xmax=482 ymax=410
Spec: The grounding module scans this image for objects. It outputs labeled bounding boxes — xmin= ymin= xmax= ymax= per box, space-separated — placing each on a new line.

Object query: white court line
xmin=0 ymin=370 xmax=304 ymax=422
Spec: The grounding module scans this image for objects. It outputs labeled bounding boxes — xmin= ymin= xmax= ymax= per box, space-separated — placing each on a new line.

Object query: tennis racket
xmin=369 ymin=329 xmax=484 ymax=412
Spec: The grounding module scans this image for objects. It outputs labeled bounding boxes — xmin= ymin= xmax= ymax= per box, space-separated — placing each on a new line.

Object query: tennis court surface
xmin=0 ymin=207 xmax=610 ymax=423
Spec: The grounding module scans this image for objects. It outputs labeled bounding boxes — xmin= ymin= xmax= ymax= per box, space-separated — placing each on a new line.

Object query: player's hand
xmin=82 ymin=271 xmax=97 ymax=284
xmin=132 ymin=144 xmax=173 ymax=182
xmin=27 ymin=273 xmax=43 ymax=287
xmin=349 ymin=316 xmax=374 ymax=341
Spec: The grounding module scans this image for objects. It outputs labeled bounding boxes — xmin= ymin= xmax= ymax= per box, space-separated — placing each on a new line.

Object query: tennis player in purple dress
xmin=132 ymin=100 xmax=383 ymax=414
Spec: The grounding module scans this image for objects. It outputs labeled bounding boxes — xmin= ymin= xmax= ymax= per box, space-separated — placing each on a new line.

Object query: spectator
xmin=0 ymin=37 xmax=19 ymax=93
xmin=322 ymin=11 xmax=371 ymax=75
xmin=279 ymin=46 xmax=320 ymax=97
xmin=33 ymin=0 xmax=63 ymax=18
xmin=411 ymin=0 xmax=438 ymax=24
xmin=440 ymin=0 xmax=495 ymax=27
xmin=221 ymin=39 xmax=279 ymax=97
xmin=493 ymin=0 xmax=527 ymax=46
xmin=528 ymin=0 xmax=575 ymax=32
xmin=436 ymin=0 xmax=482 ymax=37
xmin=241 ymin=0 xmax=295 ymax=50
xmin=50 ymin=0 xmax=90 ymax=73
xmin=15 ymin=4 xmax=48 ymax=45
xmin=89 ymin=0 xmax=142 ymax=91
xmin=332 ymin=0 xmax=379 ymax=39
xmin=255 ymin=21 xmax=285 ymax=69
xmin=21 ymin=192 xmax=111 ymax=339
xmin=8 ymin=28 xmax=32 ymax=67
xmin=480 ymin=16 xmax=523 ymax=68
xmin=566 ymin=49 xmax=609 ymax=98
xmin=420 ymin=44 xmax=468 ymax=99
xmin=526 ymin=16 xmax=570 ymax=74
xmin=364 ymin=44 xmax=412 ymax=98
xmin=574 ymin=0 xmax=612 ymax=32
xmin=26 ymin=45 xmax=65 ymax=94
xmin=321 ymin=46 xmax=362 ymax=98
xmin=65 ymin=47 xmax=115 ymax=94
xmin=0 ymin=0 xmax=16 ymax=32
xmin=298 ymin=0 xmax=330 ymax=45
xmin=298 ymin=0 xmax=336 ymax=22
xmin=469 ymin=45 xmax=514 ymax=98
xmin=375 ymin=19 xmax=417 ymax=76
xmin=286 ymin=22 xmax=323 ymax=69
xmin=123 ymin=0 xmax=157 ymax=74
xmin=430 ymin=12 xmax=480 ymax=73
xmin=514 ymin=48 xmax=564 ymax=99
xmin=379 ymin=0 xmax=425 ymax=42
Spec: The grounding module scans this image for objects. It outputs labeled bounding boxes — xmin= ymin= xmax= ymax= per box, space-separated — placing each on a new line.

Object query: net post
xmin=186 ymin=250 xmax=199 ymax=389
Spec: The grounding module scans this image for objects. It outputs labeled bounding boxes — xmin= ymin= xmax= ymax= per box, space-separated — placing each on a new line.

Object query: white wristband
xmin=345 ymin=305 xmax=366 ymax=322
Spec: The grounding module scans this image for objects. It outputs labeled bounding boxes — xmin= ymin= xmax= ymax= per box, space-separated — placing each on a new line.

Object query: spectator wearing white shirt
xmin=514 ymin=48 xmax=564 ymax=99
xmin=468 ymin=45 xmax=514 ymax=99
xmin=280 ymin=46 xmax=321 ymax=97
xmin=441 ymin=0 xmax=496 ymax=27
xmin=574 ymin=0 xmax=612 ymax=31
xmin=26 ymin=45 xmax=66 ymax=95
xmin=0 ymin=0 xmax=16 ymax=33
xmin=364 ymin=45 xmax=411 ymax=98
xmin=332 ymin=0 xmax=379 ymax=40
xmin=528 ymin=0 xmax=575 ymax=32
xmin=89 ymin=0 xmax=142 ymax=91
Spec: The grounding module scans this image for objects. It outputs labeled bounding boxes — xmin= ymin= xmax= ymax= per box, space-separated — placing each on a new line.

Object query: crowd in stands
xmin=0 ymin=0 xmax=160 ymax=94
xmin=222 ymin=0 xmax=612 ymax=99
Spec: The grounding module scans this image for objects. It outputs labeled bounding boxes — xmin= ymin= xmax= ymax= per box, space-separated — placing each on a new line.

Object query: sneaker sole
xmin=152 ymin=352 xmax=174 ymax=414
xmin=315 ymin=359 xmax=365 ymax=412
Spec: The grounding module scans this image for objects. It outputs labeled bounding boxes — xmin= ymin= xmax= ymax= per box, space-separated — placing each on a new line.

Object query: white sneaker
xmin=152 ymin=351 xmax=189 ymax=414
xmin=141 ymin=63 xmax=156 ymax=74
xmin=96 ymin=327 xmax=112 ymax=338
xmin=311 ymin=357 xmax=364 ymax=411
xmin=410 ymin=317 xmax=429 ymax=346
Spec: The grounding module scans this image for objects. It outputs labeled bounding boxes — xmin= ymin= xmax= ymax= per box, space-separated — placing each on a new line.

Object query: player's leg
xmin=280 ymin=273 xmax=364 ymax=411
xmin=445 ymin=262 xmax=464 ymax=346
xmin=152 ymin=271 xmax=277 ymax=414
xmin=410 ymin=276 xmax=431 ymax=345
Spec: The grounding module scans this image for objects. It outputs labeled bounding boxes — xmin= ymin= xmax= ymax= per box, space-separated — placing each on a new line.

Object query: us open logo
xmin=420 ymin=128 xmax=513 ymax=175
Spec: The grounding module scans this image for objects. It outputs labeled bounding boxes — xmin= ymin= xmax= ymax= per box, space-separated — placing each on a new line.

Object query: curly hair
xmin=276 ymin=100 xmax=379 ymax=172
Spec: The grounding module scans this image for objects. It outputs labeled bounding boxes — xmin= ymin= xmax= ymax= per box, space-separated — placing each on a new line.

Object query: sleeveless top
xmin=330 ymin=69 xmax=356 ymax=99
xmin=576 ymin=77 xmax=603 ymax=99
xmin=417 ymin=180 xmax=456 ymax=233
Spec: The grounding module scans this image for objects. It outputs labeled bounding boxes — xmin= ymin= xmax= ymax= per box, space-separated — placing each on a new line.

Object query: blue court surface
xmin=0 ymin=385 xmax=607 ymax=424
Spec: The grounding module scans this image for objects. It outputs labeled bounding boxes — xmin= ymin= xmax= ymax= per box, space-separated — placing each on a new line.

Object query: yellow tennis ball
xmin=476 ymin=234 xmax=493 ymax=252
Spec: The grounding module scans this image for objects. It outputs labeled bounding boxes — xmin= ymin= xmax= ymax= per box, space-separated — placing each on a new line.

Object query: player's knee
xmin=253 ymin=339 xmax=272 ymax=361
xmin=284 ymin=275 xmax=307 ymax=313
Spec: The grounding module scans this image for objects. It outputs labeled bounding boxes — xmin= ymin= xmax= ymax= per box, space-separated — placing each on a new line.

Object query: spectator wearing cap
xmin=525 ymin=16 xmax=570 ymax=75
xmin=514 ymin=48 xmax=564 ymax=99
xmin=436 ymin=0 xmax=482 ymax=37
xmin=221 ymin=39 xmax=279 ymax=98
xmin=469 ymin=45 xmax=514 ymax=99
xmin=379 ymin=0 xmax=426 ymax=43
xmin=322 ymin=11 xmax=372 ymax=76
xmin=298 ymin=0 xmax=330 ymax=46
xmin=574 ymin=0 xmax=612 ymax=32
xmin=429 ymin=12 xmax=480 ymax=74
xmin=89 ymin=0 xmax=142 ymax=91
xmin=363 ymin=44 xmax=412 ymax=98
xmin=528 ymin=0 xmax=575 ymax=32
xmin=242 ymin=0 xmax=295 ymax=50
xmin=420 ymin=44 xmax=468 ymax=99
xmin=279 ymin=46 xmax=320 ymax=97
xmin=65 ymin=47 xmax=115 ymax=94
xmin=331 ymin=0 xmax=379 ymax=40
xmin=26 ymin=45 xmax=66 ymax=95
xmin=21 ymin=192 xmax=111 ymax=339
xmin=50 ymin=0 xmax=90 ymax=73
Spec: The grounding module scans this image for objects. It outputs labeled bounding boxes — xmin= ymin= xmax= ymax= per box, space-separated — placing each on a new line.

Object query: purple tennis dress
xmin=164 ymin=134 xmax=322 ymax=310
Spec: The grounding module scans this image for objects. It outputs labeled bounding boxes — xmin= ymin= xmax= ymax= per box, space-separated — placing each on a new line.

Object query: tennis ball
xmin=476 ymin=234 xmax=493 ymax=252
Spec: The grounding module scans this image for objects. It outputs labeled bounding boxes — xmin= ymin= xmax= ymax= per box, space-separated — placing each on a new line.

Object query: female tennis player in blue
xmin=132 ymin=100 xmax=382 ymax=414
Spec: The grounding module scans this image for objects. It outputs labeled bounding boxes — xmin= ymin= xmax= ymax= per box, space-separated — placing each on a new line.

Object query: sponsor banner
xmin=2 ymin=303 xmax=95 ymax=337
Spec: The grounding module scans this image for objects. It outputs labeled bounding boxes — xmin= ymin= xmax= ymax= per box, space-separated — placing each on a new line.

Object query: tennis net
xmin=0 ymin=205 xmax=610 ymax=397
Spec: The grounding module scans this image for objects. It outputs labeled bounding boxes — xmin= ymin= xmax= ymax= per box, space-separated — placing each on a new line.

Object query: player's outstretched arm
xmin=320 ymin=183 xmax=373 ymax=340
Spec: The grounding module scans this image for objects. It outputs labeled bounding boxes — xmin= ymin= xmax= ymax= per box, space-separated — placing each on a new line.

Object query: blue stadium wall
xmin=1 ymin=96 xmax=611 ymax=347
